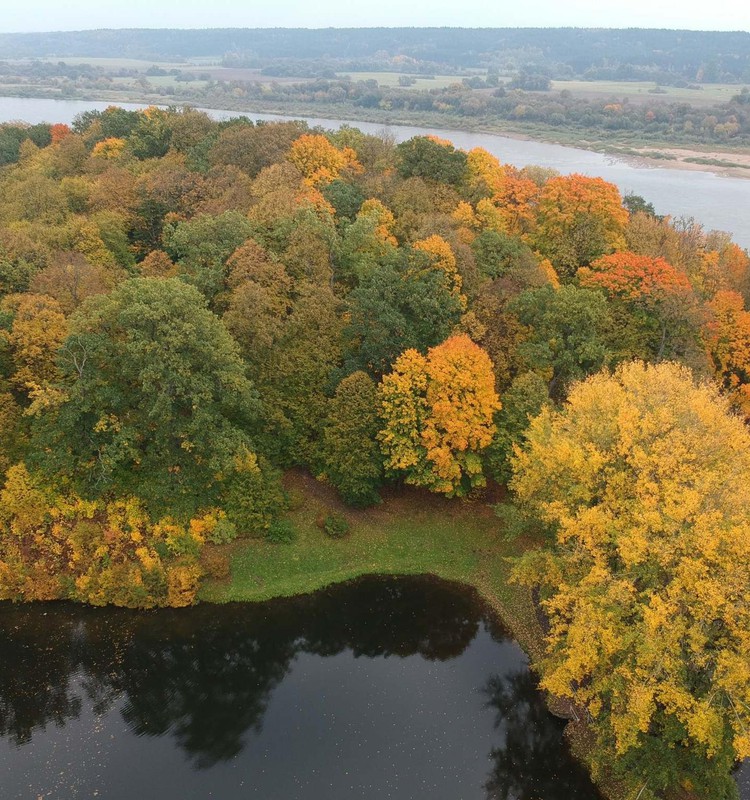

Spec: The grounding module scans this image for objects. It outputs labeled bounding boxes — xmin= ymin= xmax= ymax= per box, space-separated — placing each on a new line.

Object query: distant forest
xmin=2 ymin=27 xmax=750 ymax=82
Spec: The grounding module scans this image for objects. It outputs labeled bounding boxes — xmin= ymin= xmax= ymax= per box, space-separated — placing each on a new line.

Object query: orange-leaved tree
xmin=49 ymin=123 xmax=72 ymax=144
xmin=378 ymin=335 xmax=500 ymax=496
xmin=533 ymin=173 xmax=628 ymax=277
xmin=578 ymin=251 xmax=692 ymax=301
xmin=497 ymin=168 xmax=539 ymax=236
xmin=704 ymin=290 xmax=750 ymax=415
xmin=578 ymin=251 xmax=698 ymax=360
xmin=459 ymin=154 xmax=538 ymax=238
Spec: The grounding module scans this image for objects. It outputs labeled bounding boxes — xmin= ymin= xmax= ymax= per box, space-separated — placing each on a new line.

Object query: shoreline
xmin=200 ymin=469 xmax=748 ymax=799
xmin=619 ymin=147 xmax=750 ymax=179
xmin=200 ymin=469 xmax=625 ymax=798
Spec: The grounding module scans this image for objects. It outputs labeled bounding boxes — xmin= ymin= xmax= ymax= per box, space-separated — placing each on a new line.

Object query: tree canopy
xmin=379 ymin=335 xmax=499 ymax=496
xmin=512 ymin=361 xmax=750 ymax=799
xmin=35 ymin=277 xmax=259 ymax=515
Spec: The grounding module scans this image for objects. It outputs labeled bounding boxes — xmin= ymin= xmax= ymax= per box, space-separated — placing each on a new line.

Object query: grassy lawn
xmin=201 ymin=470 xmax=631 ymax=798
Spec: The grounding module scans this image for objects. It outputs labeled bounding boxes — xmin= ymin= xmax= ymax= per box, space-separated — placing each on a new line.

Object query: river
xmin=0 ymin=96 xmax=749 ymax=249
xmin=0 ymin=576 xmax=604 ymax=800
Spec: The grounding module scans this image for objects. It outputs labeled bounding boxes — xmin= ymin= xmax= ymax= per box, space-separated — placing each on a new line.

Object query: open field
xmin=29 ymin=58 xmax=313 ymax=86
xmin=335 ymin=70 xmax=473 ymax=89
xmin=33 ymin=56 xmax=195 ymax=69
xmin=550 ymin=78 xmax=744 ymax=106
xmin=200 ymin=67 xmax=316 ymax=83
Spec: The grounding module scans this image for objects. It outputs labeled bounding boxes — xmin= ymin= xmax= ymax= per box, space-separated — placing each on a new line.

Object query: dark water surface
xmin=0 ymin=576 xmax=604 ymax=800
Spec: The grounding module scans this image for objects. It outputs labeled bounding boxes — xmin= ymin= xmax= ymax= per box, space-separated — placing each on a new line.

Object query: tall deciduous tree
xmin=336 ymin=198 xmax=398 ymax=285
xmin=162 ymin=211 xmax=254 ymax=305
xmin=533 ymin=174 xmax=628 ymax=278
xmin=704 ymin=290 xmax=750 ymax=416
xmin=412 ymin=234 xmax=464 ymax=300
xmin=287 ymin=133 xmax=361 ymax=186
xmin=509 ymin=284 xmax=612 ymax=398
xmin=578 ymin=251 xmax=699 ymax=361
xmin=511 ymin=361 xmax=750 ymax=799
xmin=484 ymin=371 xmax=550 ymax=484
xmin=379 ymin=335 xmax=499 ymax=496
xmin=0 ymin=292 xmax=68 ymax=398
xmin=209 ymin=120 xmax=308 ymax=177
xmin=35 ymin=278 xmax=259 ymax=516
xmin=30 ymin=251 xmax=122 ymax=313
xmin=396 ymin=136 xmax=468 ymax=185
xmin=345 ymin=257 xmax=464 ymax=376
xmin=323 ymin=371 xmax=383 ymax=507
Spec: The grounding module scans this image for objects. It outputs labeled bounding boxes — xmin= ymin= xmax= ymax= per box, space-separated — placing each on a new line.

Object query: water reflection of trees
xmin=0 ymin=576 xmax=605 ymax=798
xmin=0 ymin=576 xmax=479 ymax=766
xmin=0 ymin=614 xmax=82 ymax=745
xmin=483 ymin=668 xmax=603 ymax=800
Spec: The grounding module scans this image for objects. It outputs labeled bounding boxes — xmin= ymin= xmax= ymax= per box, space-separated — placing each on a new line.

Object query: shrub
xmin=265 ymin=519 xmax=297 ymax=544
xmin=323 ymin=512 xmax=350 ymax=539
xmin=223 ymin=452 xmax=288 ymax=536
xmin=200 ymin=548 xmax=231 ymax=581
xmin=203 ymin=515 xmax=237 ymax=544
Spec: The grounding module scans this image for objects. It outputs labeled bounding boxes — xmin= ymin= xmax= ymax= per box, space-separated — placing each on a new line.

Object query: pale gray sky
xmin=2 ymin=0 xmax=749 ymax=33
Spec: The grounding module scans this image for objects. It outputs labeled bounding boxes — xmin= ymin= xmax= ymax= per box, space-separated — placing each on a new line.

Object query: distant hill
xmin=1 ymin=27 xmax=749 ymax=82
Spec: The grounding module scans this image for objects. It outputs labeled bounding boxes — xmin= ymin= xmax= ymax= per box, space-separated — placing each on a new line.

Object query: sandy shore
xmin=624 ymin=146 xmax=750 ymax=179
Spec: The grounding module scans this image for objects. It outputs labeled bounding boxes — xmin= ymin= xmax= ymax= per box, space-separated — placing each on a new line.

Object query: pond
xmin=1 ymin=96 xmax=749 ymax=249
xmin=0 ymin=576 xmax=604 ymax=799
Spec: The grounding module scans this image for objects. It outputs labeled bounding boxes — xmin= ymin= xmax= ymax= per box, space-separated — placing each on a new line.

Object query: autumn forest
xmin=0 ymin=104 xmax=748 ymax=798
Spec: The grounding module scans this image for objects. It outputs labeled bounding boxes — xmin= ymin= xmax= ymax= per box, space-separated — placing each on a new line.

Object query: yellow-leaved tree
xmin=511 ymin=361 xmax=750 ymax=799
xmin=532 ymin=173 xmax=628 ymax=278
xmin=412 ymin=234 xmax=464 ymax=302
xmin=0 ymin=293 xmax=68 ymax=398
xmin=287 ymin=133 xmax=361 ymax=186
xmin=378 ymin=335 xmax=499 ymax=496
xmin=0 ymin=463 xmax=215 ymax=608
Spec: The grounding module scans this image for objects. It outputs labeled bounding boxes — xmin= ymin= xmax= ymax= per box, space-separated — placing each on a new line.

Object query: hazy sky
xmin=2 ymin=0 xmax=749 ymax=33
